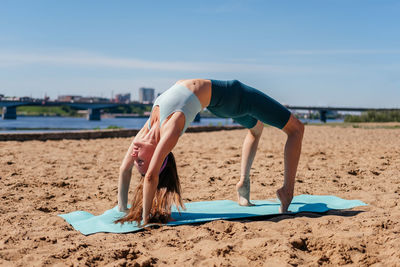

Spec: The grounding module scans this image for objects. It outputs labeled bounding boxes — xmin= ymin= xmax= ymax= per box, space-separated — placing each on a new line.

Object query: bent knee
xmin=250 ymin=120 xmax=264 ymax=138
xmin=283 ymin=115 xmax=304 ymax=138
xmin=294 ymin=117 xmax=305 ymax=135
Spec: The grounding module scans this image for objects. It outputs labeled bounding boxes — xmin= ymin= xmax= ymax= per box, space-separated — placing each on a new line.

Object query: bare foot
xmin=276 ymin=187 xmax=293 ymax=213
xmin=236 ymin=179 xmax=255 ymax=206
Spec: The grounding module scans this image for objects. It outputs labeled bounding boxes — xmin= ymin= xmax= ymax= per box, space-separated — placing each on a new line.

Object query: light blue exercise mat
xmin=58 ymin=195 xmax=367 ymax=235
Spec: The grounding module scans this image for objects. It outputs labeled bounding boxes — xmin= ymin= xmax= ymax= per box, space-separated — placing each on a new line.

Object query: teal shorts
xmin=208 ymin=80 xmax=291 ymax=129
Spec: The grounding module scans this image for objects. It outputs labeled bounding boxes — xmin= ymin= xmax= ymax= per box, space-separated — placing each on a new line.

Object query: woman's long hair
xmin=115 ymin=152 xmax=184 ymax=225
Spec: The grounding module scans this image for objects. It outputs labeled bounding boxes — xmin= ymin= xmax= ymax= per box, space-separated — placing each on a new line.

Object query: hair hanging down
xmin=115 ymin=152 xmax=185 ymax=225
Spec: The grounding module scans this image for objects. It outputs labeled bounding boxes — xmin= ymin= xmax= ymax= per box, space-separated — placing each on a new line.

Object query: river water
xmin=0 ymin=116 xmax=237 ymax=133
xmin=0 ymin=116 xmax=343 ymax=133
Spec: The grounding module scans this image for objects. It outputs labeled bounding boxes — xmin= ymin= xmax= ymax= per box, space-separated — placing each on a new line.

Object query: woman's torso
xmin=175 ymin=79 xmax=212 ymax=108
xmin=147 ymin=79 xmax=212 ymax=135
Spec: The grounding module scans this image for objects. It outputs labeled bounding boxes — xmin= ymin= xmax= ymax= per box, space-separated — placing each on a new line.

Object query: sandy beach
xmin=1 ymin=124 xmax=399 ymax=266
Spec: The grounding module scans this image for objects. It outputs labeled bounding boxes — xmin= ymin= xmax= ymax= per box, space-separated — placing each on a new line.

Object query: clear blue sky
xmin=1 ymin=0 xmax=399 ymax=107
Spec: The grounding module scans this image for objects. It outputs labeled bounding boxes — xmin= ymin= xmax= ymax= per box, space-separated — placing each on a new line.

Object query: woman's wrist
xmin=118 ymin=204 xmax=127 ymax=212
xmin=118 ymin=198 xmax=127 ymax=210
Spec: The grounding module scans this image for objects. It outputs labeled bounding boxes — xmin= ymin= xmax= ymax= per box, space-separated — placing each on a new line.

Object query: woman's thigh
xmin=240 ymin=82 xmax=291 ymax=129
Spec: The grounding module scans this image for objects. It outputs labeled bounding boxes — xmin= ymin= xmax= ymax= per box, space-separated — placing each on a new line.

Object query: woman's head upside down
xmin=115 ymin=152 xmax=185 ymax=225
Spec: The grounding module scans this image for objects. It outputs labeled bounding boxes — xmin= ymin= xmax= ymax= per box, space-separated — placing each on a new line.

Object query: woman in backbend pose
xmin=115 ymin=79 xmax=304 ymax=225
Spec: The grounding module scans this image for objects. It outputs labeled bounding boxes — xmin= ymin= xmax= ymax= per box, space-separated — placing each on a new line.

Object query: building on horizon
xmin=114 ymin=93 xmax=131 ymax=103
xmin=57 ymin=95 xmax=82 ymax=102
xmin=19 ymin=97 xmax=34 ymax=102
xmin=139 ymin=87 xmax=155 ymax=104
xmin=57 ymin=95 xmax=110 ymax=103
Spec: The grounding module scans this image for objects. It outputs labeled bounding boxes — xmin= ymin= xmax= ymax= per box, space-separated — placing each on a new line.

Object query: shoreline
xmin=0 ymin=125 xmax=244 ymax=141
xmin=1 ymin=122 xmax=399 ymax=141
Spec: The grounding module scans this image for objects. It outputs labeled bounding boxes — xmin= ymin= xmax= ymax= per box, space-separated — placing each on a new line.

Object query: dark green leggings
xmin=208 ymin=80 xmax=291 ymax=129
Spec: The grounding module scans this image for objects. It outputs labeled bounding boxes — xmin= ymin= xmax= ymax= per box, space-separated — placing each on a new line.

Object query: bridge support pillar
xmin=2 ymin=106 xmax=17 ymax=120
xmin=319 ymin=110 xmax=327 ymax=123
xmin=87 ymin=108 xmax=101 ymax=121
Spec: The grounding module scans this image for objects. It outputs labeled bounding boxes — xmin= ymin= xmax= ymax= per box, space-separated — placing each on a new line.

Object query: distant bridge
xmin=0 ymin=101 xmax=151 ymax=120
xmin=285 ymin=106 xmax=400 ymax=122
xmin=0 ymin=100 xmax=398 ymax=122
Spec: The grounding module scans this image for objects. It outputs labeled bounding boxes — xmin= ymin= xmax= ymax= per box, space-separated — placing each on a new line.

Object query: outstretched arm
xmin=118 ymin=141 xmax=135 ymax=211
xmin=142 ymin=124 xmax=181 ymax=224
xmin=117 ymin=120 xmax=150 ymax=211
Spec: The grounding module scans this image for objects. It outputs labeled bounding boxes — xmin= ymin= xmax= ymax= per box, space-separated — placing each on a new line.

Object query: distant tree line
xmin=102 ymin=105 xmax=151 ymax=115
xmin=16 ymin=104 xmax=152 ymax=117
xmin=14 ymin=106 xmax=400 ymax=123
xmin=345 ymin=110 xmax=400 ymax=122
xmin=17 ymin=105 xmax=79 ymax=117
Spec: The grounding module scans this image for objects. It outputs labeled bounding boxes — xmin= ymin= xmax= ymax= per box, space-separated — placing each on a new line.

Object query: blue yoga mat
xmin=58 ymin=195 xmax=366 ymax=235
